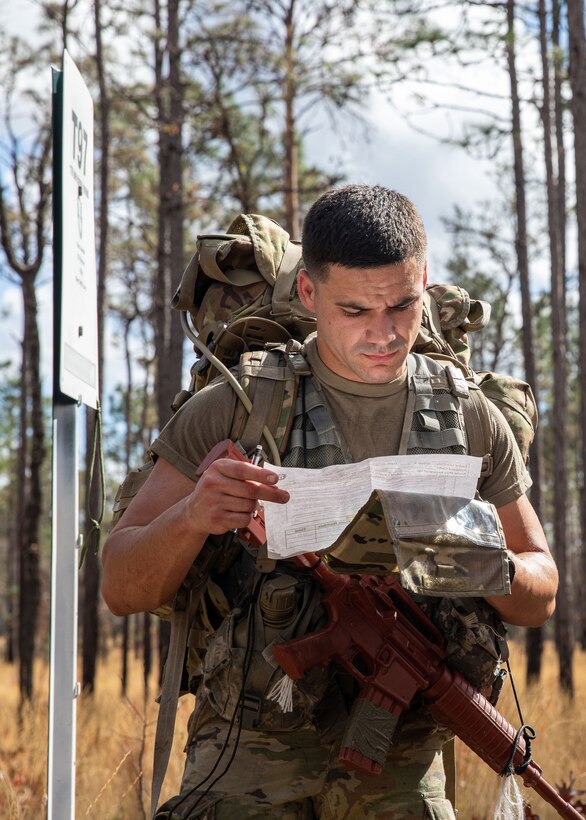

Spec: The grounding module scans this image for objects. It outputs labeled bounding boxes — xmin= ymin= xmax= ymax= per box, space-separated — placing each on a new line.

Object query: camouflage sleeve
xmin=477 ymin=402 xmax=532 ymax=508
xmin=150 ymin=379 xmax=238 ymax=482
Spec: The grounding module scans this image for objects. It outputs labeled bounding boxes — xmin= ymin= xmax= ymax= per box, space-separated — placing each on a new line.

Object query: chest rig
xmin=280 ymin=351 xmax=479 ymax=468
xmin=232 ymin=344 xmax=494 ymax=482
xmin=195 ymin=349 xmax=500 ymax=721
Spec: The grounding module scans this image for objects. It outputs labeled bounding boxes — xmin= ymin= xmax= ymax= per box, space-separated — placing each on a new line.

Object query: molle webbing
xmin=283 ymin=376 xmax=352 ymax=468
xmin=233 ymin=344 xmax=353 ymax=467
xmin=232 ymin=345 xmax=308 ymax=455
xmin=282 ymin=352 xmax=481 ymax=468
xmin=236 ymin=350 xmax=488 ymax=471
xmin=400 ymin=354 xmax=470 ymax=456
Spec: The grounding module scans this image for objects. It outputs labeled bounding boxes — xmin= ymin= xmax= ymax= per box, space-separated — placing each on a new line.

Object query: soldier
xmin=102 ymin=184 xmax=558 ymax=819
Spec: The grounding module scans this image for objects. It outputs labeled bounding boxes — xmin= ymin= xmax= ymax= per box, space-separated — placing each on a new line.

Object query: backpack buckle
xmin=446 ymin=365 xmax=469 ymax=398
xmin=480 ymin=454 xmax=493 ymax=477
xmin=236 ymin=693 xmax=263 ymax=730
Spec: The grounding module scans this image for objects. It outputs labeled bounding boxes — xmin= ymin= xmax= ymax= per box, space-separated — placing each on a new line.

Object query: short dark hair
xmin=301 ymin=184 xmax=427 ymax=280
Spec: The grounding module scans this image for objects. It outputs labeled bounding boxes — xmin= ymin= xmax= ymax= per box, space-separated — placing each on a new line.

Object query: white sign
xmin=58 ymin=49 xmax=98 ymax=408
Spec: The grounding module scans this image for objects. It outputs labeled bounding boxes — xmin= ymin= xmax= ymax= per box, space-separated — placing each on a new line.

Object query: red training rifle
xmin=201 ymin=440 xmax=582 ymax=819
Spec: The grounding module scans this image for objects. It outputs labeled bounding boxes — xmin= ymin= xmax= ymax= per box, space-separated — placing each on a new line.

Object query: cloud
xmin=1 ymin=1 xmax=41 ymax=36
xmin=305 ymin=91 xmax=504 ymax=279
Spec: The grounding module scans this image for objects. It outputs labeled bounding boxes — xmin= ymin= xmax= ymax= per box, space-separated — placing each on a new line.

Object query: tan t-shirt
xmin=151 ymin=336 xmax=531 ymax=508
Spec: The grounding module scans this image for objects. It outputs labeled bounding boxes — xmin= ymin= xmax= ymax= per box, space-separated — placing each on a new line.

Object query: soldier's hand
xmin=186 ymin=457 xmax=289 ymax=535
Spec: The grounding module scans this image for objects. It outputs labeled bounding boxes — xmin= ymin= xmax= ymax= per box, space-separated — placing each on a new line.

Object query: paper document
xmin=263 ymin=454 xmax=482 ymax=559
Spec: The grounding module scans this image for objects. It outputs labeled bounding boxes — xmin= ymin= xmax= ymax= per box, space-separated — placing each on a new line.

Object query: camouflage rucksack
xmin=112 ymin=213 xmax=313 ymax=528
xmin=171 ymin=212 xmax=315 ymax=398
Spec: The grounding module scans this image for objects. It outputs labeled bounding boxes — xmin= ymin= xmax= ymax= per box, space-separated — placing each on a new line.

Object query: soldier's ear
xmin=423 ymin=262 xmax=428 ymax=288
xmin=297 ymin=269 xmax=316 ymax=312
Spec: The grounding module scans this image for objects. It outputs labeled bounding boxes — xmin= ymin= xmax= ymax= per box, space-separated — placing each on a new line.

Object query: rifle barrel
xmin=425 ymin=668 xmax=583 ymax=820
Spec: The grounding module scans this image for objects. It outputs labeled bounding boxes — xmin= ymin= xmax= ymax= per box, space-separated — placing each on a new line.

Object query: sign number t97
xmin=71 ymin=110 xmax=87 ymax=176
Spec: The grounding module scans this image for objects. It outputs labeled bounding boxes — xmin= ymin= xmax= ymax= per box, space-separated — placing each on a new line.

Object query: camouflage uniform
xmin=105 ymin=214 xmax=536 ymax=819
xmin=155 ymin=695 xmax=455 ymax=819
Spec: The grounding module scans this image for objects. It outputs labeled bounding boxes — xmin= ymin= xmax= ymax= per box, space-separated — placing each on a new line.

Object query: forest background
xmin=1 ymin=0 xmax=586 ymax=816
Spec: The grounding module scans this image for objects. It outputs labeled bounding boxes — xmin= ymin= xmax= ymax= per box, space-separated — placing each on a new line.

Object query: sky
xmin=0 ymin=0 xmax=517 ymax=396
xmin=307 ymin=102 xmax=501 ymax=273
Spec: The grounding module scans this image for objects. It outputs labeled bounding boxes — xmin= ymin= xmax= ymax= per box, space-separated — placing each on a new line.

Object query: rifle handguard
xmin=424 ymin=668 xmax=581 ymax=819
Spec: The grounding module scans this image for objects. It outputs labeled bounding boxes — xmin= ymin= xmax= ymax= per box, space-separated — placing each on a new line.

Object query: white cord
xmin=267 ymin=674 xmax=294 ymax=713
xmin=180 ymin=312 xmax=281 ymax=465
xmin=494 ymin=774 xmax=524 ymax=820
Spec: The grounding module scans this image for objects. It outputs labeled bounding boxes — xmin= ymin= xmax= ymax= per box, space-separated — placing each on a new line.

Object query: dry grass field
xmin=0 ymin=641 xmax=584 ymax=819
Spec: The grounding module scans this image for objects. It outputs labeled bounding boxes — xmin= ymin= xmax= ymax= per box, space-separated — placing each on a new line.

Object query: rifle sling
xmin=150 ymin=576 xmax=207 ymax=819
xmin=443 ymin=736 xmax=457 ymax=811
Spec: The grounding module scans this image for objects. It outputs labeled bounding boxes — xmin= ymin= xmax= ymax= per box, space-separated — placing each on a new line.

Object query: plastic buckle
xmin=236 ymin=693 xmax=262 ymax=730
xmin=480 ymin=453 xmax=494 ymax=477
xmin=446 ymin=365 xmax=470 ymax=398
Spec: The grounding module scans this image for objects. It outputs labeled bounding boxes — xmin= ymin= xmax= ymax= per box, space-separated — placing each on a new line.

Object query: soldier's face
xmin=298 ymin=258 xmax=426 ymax=384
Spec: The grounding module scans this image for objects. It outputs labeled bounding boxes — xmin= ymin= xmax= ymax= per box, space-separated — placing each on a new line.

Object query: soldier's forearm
xmin=484 ymin=549 xmax=558 ymax=626
xmin=101 ymin=498 xmax=208 ymax=616
xmin=492 ymin=495 xmax=558 ymax=626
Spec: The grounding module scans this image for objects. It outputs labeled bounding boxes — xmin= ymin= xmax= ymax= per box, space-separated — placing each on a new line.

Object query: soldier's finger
xmin=214 ymin=458 xmax=282 ymax=486
xmin=202 ymin=469 xmax=288 ymax=504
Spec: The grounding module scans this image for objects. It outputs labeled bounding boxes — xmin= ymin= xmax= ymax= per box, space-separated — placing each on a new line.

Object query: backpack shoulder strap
xmin=461 ymin=382 xmax=494 ymax=478
xmin=150 ymin=347 xmax=306 ymax=814
xmin=402 ymin=353 xmax=493 ymax=477
xmin=230 ymin=341 xmax=310 ymax=457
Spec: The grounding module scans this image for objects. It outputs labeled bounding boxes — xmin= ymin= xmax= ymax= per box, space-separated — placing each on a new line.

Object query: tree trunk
xmin=122 ymin=615 xmax=130 ymax=696
xmin=120 ymin=320 xmax=135 ymax=694
xmin=506 ymin=0 xmax=546 ymax=682
xmin=15 ymin=338 xmax=27 ymax=681
xmin=0 ymin=118 xmax=49 ymax=702
xmin=5 ymin=463 xmax=18 ymax=664
xmin=283 ymin=0 xmax=300 ymax=239
xmin=154 ymin=0 xmax=185 ymax=432
xmin=552 ymin=0 xmax=566 ymax=279
xmin=18 ymin=274 xmax=45 ymax=703
xmin=143 ymin=611 xmax=152 ymax=693
xmin=538 ymin=0 xmax=574 ymax=695
xmin=567 ymin=0 xmax=586 ymax=652
xmin=82 ymin=0 xmax=110 ymax=693
xmin=153 ymin=0 xmax=185 ymax=676
xmin=81 ymin=518 xmax=100 ymax=693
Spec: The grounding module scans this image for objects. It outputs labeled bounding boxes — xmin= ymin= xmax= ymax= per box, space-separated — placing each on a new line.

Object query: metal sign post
xmin=48 ymin=403 xmax=80 ymax=819
xmin=49 ymin=49 xmax=98 ymax=820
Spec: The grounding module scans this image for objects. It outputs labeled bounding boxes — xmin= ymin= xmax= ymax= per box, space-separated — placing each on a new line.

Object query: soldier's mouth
xmin=363 ymin=351 xmax=399 ymax=362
